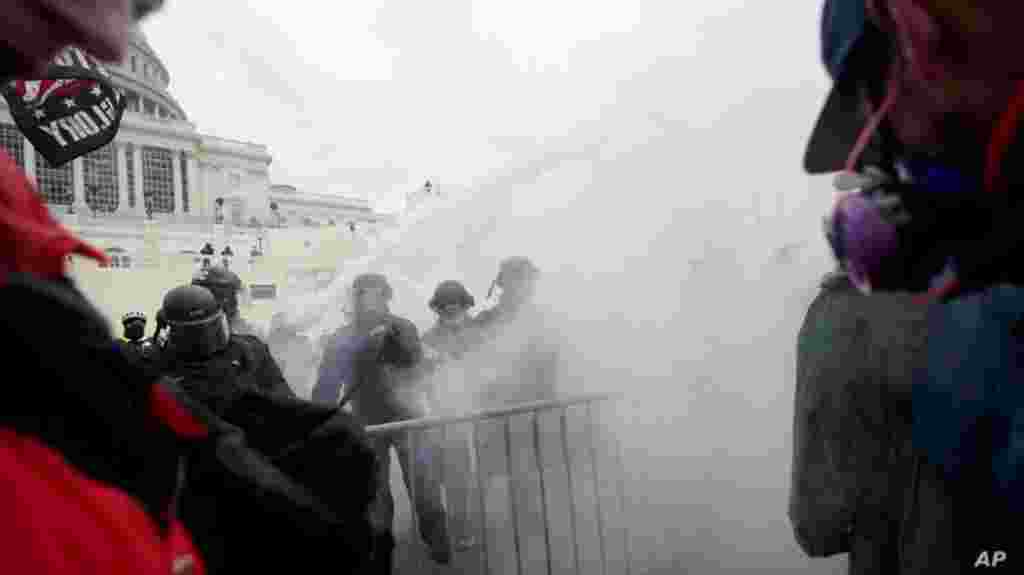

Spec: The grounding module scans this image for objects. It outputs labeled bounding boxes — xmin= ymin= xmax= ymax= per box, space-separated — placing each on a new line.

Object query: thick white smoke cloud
xmin=268 ymin=0 xmax=847 ymax=571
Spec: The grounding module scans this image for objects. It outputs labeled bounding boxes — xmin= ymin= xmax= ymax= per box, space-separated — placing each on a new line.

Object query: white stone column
xmin=133 ymin=146 xmax=145 ymax=217
xmin=71 ymin=158 xmax=87 ymax=212
xmin=116 ymin=144 xmax=129 ymax=215
xmin=186 ymin=153 xmax=198 ymax=219
xmin=172 ymin=151 xmax=184 ymax=221
xmin=196 ymin=160 xmax=211 ymax=233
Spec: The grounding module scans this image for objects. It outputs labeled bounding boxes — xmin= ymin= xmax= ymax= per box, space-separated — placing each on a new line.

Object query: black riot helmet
xmin=160 ymin=285 xmax=230 ymax=359
xmin=429 ymin=280 xmax=475 ymax=312
xmin=192 ymin=265 xmax=243 ymax=319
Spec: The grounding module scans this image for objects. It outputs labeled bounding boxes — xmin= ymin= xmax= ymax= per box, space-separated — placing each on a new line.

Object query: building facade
xmin=0 ymin=26 xmax=384 ymax=272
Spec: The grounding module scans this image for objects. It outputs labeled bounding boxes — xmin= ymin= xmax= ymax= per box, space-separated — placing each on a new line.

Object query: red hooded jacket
xmin=0 ymin=149 xmax=208 ymax=575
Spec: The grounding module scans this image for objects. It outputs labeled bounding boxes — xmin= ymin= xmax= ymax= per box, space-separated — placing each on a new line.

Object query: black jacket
xmin=165 ymin=383 xmax=378 ymax=573
xmin=0 ymin=273 xmax=197 ymax=534
xmin=158 ymin=334 xmax=295 ymax=413
xmin=156 ymin=341 xmax=378 ymax=573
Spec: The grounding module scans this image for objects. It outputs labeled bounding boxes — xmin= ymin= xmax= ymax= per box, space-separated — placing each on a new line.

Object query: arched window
xmin=35 ymin=150 xmax=73 ymax=206
xmin=142 ymin=147 xmax=174 ymax=213
xmin=83 ymin=143 xmax=119 ymax=213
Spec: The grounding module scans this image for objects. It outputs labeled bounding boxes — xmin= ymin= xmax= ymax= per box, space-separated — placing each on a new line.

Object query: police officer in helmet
xmin=477 ymin=256 xmax=541 ymax=328
xmin=157 ymin=284 xmax=380 ymax=572
xmin=120 ymin=311 xmax=160 ymax=364
xmin=191 ymin=265 xmax=262 ymax=338
xmin=159 ymin=284 xmax=294 ymax=409
xmin=161 ymin=286 xmax=231 ymax=360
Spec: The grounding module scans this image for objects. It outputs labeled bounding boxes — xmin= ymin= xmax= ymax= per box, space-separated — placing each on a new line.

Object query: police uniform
xmin=157 ymin=285 xmax=294 ymax=415
xmin=191 ymin=266 xmax=264 ymax=340
xmin=120 ymin=311 xmax=161 ymax=366
xmin=155 ymin=284 xmax=377 ymax=572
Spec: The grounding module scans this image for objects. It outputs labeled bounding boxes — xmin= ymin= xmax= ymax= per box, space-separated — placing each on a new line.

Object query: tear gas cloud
xmin=266 ymin=1 xmax=845 ymax=572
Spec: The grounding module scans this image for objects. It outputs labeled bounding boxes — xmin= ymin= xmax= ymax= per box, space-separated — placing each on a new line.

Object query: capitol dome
xmin=0 ymin=23 xmax=380 ymax=283
xmin=111 ymin=26 xmax=189 ymax=122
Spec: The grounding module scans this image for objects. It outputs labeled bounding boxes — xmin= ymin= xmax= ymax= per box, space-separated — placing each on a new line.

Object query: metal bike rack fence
xmin=366 ymin=393 xmax=633 ymax=575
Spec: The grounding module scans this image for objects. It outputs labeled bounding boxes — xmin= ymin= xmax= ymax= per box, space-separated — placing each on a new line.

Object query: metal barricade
xmin=366 ymin=393 xmax=633 ymax=575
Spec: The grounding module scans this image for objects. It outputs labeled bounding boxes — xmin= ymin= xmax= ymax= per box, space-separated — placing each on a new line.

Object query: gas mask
xmin=123 ymin=321 xmax=145 ymax=342
xmin=825 ymin=157 xmax=985 ymax=293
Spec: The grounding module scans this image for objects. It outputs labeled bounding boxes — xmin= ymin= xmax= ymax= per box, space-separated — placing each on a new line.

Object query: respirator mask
xmin=824 ymin=156 xmax=983 ymax=293
xmin=124 ymin=321 xmax=145 ymax=342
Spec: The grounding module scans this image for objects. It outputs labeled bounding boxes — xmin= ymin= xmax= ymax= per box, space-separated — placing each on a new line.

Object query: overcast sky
xmin=143 ymin=0 xmax=828 ymax=213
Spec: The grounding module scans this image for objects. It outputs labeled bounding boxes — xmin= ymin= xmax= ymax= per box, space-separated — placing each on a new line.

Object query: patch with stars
xmin=1 ymin=46 xmax=126 ymax=168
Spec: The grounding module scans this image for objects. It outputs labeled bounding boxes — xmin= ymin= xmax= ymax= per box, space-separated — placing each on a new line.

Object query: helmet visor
xmin=167 ymin=312 xmax=230 ymax=358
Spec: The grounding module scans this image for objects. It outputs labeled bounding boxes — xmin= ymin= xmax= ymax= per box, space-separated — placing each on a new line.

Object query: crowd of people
xmin=0 ymin=5 xmax=561 ymax=571
xmin=109 ymin=255 xmax=560 ymax=574
xmin=8 ymin=0 xmax=1024 ymax=573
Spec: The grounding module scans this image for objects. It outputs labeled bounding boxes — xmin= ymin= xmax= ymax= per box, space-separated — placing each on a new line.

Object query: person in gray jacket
xmin=789 ymin=267 xmax=971 ymax=574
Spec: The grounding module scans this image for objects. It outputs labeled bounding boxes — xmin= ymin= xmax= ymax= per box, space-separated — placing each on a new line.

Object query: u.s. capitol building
xmin=0 ymin=26 xmax=388 ymax=272
xmin=0 ymin=27 xmax=401 ymax=329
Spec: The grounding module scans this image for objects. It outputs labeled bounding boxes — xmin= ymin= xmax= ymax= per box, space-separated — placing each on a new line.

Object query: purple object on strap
xmin=834 ymin=193 xmax=900 ymax=292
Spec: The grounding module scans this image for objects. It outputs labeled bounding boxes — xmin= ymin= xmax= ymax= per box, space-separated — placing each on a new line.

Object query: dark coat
xmin=160 ymin=367 xmax=378 ymax=573
xmin=159 ymin=334 xmax=296 ymax=412
xmin=789 ymin=272 xmax=974 ymax=573
xmin=0 ymin=273 xmax=208 ymax=573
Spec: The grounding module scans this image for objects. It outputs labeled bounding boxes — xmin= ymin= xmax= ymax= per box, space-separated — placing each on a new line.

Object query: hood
xmin=0 ymin=151 xmax=107 ymax=281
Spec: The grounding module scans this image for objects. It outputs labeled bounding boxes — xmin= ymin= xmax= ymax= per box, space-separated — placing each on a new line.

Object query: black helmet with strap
xmin=429 ymin=280 xmax=474 ymax=311
xmin=192 ymin=265 xmax=242 ymax=291
xmin=160 ymin=284 xmax=230 ymax=359
xmin=192 ymin=265 xmax=243 ymax=318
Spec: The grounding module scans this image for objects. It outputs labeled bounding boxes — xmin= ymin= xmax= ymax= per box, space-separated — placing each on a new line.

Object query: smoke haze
xmin=149 ymin=0 xmax=849 ymax=571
